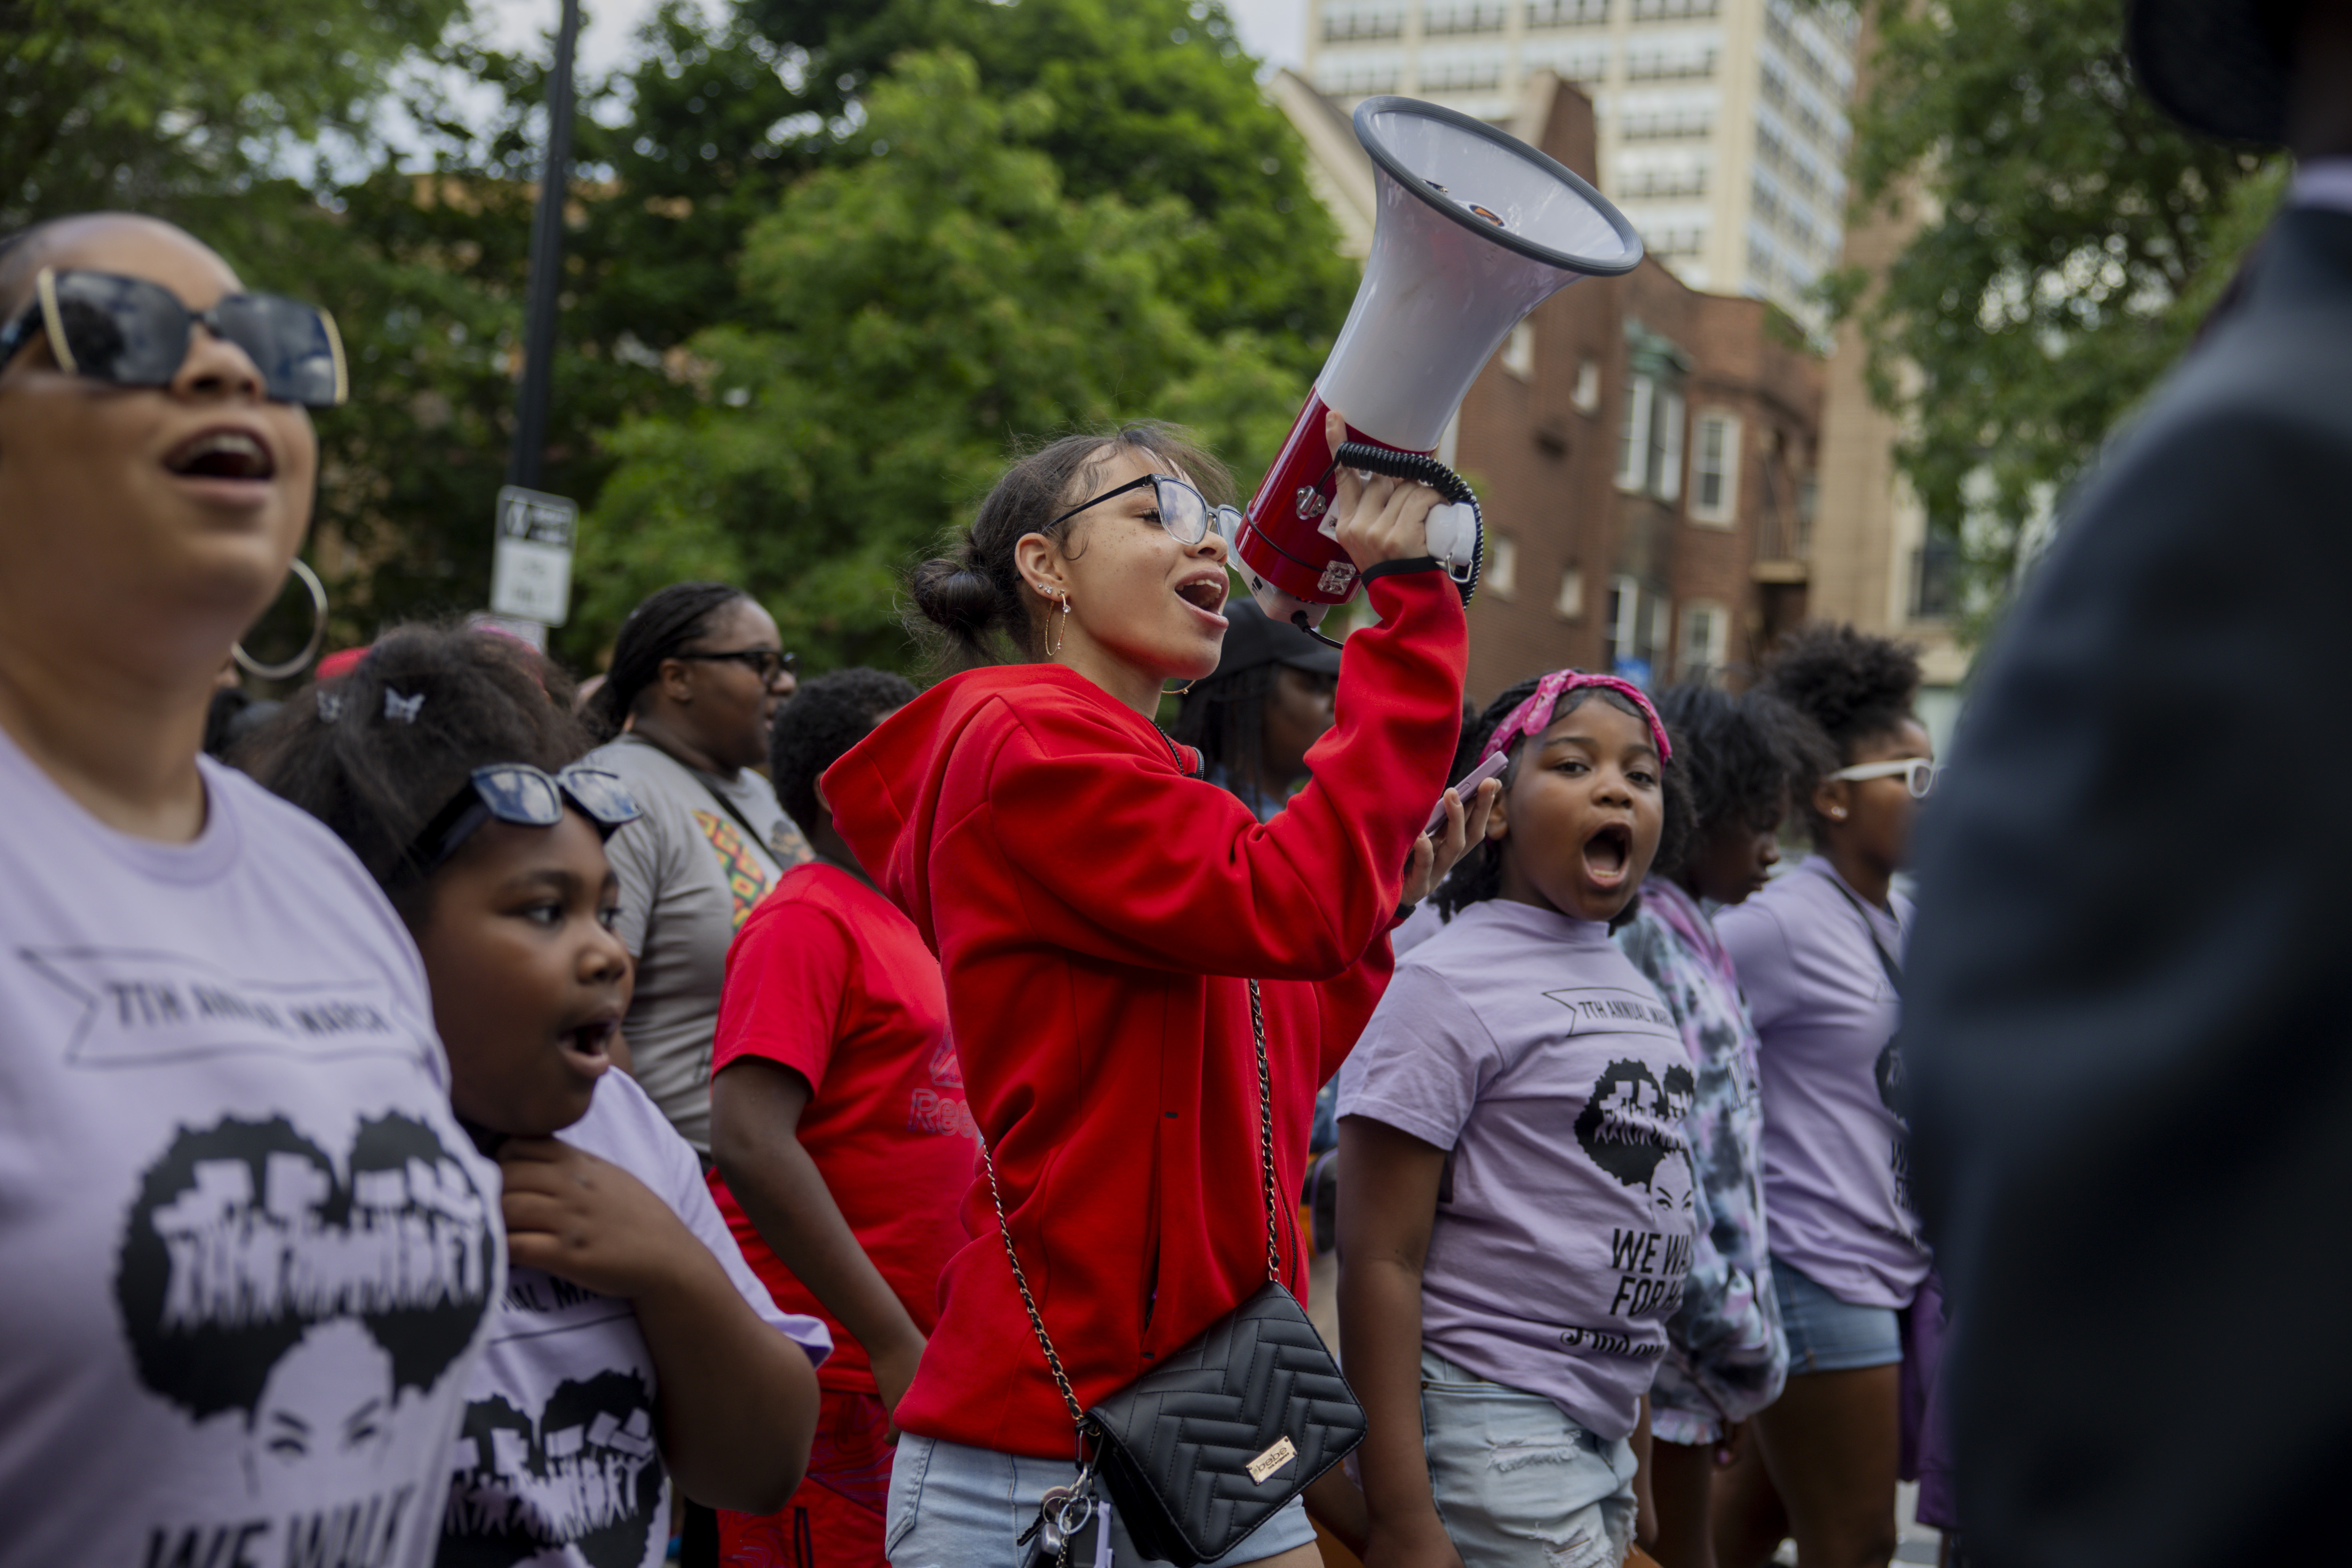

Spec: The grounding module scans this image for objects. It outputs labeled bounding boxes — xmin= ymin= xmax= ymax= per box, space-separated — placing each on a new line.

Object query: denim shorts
xmin=1418 ymin=1348 xmax=1637 ymax=1568
xmin=884 ymin=1430 xmax=1316 ymax=1568
xmin=1773 ymin=1257 xmax=1903 ymax=1374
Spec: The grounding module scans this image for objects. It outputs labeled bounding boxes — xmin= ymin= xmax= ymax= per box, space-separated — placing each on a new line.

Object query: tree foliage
xmin=1 ymin=0 xmax=466 ymax=229
xmin=577 ymin=47 xmax=1306 ymax=671
xmin=18 ymin=0 xmax=1345 ymax=674
xmin=1838 ymin=0 xmax=2283 ymax=600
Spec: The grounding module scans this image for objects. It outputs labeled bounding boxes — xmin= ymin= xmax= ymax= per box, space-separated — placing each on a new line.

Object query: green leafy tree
xmin=737 ymin=0 xmax=1357 ymax=376
xmin=1838 ymin=0 xmax=2284 ymax=602
xmin=1 ymin=0 xmax=467 ymax=230
xmin=575 ymin=47 xmax=1303 ymax=672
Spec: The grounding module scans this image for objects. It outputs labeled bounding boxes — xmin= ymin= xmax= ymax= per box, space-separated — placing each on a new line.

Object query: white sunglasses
xmin=1830 ymin=757 xmax=1942 ymax=799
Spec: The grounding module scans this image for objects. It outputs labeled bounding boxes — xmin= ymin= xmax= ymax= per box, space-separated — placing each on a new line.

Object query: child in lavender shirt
xmin=1339 ymin=672 xmax=1695 ymax=1568
xmin=1614 ymin=684 xmax=1830 ymax=1568
xmin=1711 ymin=626 xmax=1934 ymax=1568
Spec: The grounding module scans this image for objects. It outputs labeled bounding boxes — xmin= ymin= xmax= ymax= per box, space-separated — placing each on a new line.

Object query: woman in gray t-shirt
xmin=585 ymin=582 xmax=810 ymax=1155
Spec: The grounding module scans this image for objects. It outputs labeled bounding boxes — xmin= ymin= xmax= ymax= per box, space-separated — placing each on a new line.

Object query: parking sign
xmin=490 ymin=486 xmax=578 ymax=627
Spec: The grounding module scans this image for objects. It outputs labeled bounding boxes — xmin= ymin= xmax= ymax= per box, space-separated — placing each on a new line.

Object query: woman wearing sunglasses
xmin=824 ymin=418 xmax=1490 ymax=1568
xmin=243 ymin=622 xmax=827 ymax=1563
xmin=0 ymin=213 xmax=503 ymax=1556
xmin=1711 ymin=625 xmax=1937 ymax=1568
xmin=583 ymin=581 xmax=812 ymax=1159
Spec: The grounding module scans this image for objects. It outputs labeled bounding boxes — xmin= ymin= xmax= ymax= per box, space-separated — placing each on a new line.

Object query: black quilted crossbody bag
xmin=983 ymin=978 xmax=1367 ymax=1567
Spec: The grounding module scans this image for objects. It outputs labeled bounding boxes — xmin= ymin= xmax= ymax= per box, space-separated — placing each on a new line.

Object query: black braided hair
xmin=769 ymin=667 xmax=919 ymax=836
xmin=585 ymin=581 xmax=750 ymax=741
xmin=1434 ymin=674 xmax=1691 ymax=925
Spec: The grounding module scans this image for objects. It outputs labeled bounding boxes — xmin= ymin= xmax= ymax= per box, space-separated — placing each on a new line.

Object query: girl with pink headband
xmin=1336 ymin=670 xmax=1695 ymax=1568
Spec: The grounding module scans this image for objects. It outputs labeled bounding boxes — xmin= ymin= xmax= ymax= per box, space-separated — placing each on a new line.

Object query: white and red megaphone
xmin=1232 ymin=96 xmax=1642 ymax=629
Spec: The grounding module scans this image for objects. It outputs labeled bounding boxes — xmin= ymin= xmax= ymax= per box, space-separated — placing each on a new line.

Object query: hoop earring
xmin=232 ymin=557 xmax=329 ymax=682
xmin=1162 ymin=680 xmax=1196 ymax=696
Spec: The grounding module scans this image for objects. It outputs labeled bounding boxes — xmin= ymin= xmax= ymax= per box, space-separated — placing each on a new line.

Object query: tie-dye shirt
xmin=1615 ymin=879 xmax=1787 ymax=1444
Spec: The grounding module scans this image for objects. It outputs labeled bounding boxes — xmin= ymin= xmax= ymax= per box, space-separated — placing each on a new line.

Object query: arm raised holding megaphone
xmin=1231 ymin=96 xmax=1642 ymax=634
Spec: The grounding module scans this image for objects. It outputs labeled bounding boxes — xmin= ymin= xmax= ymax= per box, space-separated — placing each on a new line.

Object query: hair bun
xmin=909 ymin=557 xmax=1001 ymax=640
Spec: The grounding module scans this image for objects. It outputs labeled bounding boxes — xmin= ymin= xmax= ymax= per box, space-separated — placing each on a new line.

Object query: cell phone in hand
xmin=1424 ymin=750 xmax=1510 ymax=836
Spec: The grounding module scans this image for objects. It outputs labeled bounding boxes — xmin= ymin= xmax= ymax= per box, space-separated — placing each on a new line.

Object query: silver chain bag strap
xmin=984 ymin=979 xmax=1367 ymax=1566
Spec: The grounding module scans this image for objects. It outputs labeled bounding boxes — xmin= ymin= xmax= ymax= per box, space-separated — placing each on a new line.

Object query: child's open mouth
xmin=560 ymin=1017 xmax=618 ymax=1074
xmin=1581 ymin=821 xmax=1633 ymax=888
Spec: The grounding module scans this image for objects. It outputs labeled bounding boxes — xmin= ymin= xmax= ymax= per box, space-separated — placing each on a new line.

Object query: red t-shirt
xmin=707 ymin=861 xmax=974 ymax=1393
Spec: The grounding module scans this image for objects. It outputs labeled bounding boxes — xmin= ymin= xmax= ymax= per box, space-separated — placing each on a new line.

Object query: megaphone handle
xmin=1288 ymin=613 xmax=1349 ymax=651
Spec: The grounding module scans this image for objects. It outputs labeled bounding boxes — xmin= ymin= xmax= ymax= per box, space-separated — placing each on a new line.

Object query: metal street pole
xmin=507 ymin=0 xmax=581 ymax=491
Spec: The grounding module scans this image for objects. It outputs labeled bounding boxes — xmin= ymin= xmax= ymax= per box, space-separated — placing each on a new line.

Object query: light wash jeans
xmin=884 ymin=1430 xmax=1317 ymax=1568
xmin=1419 ymin=1348 xmax=1637 ymax=1568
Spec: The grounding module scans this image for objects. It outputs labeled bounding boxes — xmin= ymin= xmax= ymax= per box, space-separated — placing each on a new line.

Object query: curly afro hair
xmin=1760 ymin=624 xmax=1922 ymax=764
xmin=1434 ymin=674 xmax=1692 ymax=927
xmin=769 ymin=668 xmax=920 ymax=836
xmin=1647 ymin=683 xmax=1836 ymax=878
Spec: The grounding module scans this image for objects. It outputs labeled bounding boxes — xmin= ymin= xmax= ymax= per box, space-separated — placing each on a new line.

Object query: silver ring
xmin=231 ymin=557 xmax=329 ymax=681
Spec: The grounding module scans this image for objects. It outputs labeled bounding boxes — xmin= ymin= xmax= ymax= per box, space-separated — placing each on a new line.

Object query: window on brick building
xmin=1606 ymin=574 xmax=1658 ymax=683
xmin=1502 ymin=321 xmax=1535 ymax=380
xmin=1678 ymin=600 xmax=1730 ymax=679
xmin=1554 ymin=567 xmax=1584 ymax=620
xmin=1486 ymin=532 xmax=1520 ymax=598
xmin=1691 ymin=411 xmax=1741 ymax=525
xmin=1616 ymin=375 xmax=1654 ymax=491
xmin=1573 ymin=358 xmax=1602 ymax=414
xmin=1654 ymin=389 xmax=1685 ymax=503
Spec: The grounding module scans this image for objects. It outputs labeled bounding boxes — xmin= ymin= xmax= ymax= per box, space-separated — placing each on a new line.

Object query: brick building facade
xmin=1275 ymin=70 xmax=1823 ymax=705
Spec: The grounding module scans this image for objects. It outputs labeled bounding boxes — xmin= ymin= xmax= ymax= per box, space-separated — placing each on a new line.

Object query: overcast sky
xmin=476 ymin=0 xmax=1309 ymax=78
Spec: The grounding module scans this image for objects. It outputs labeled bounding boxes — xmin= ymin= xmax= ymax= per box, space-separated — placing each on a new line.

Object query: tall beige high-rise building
xmin=1303 ymin=0 xmax=1858 ymax=323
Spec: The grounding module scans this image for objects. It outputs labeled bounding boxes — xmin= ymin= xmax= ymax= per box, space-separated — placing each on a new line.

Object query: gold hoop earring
xmin=232 ymin=557 xmax=329 ymax=682
xmin=1162 ymin=680 xmax=1196 ymax=696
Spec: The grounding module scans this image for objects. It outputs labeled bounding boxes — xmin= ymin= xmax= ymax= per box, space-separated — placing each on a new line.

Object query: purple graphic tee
xmin=1716 ymin=857 xmax=1929 ymax=1310
xmin=1336 ymin=899 xmax=1696 ymax=1441
xmin=442 ymin=1070 xmax=829 ymax=1566
xmin=0 ymin=724 xmax=503 ymax=1564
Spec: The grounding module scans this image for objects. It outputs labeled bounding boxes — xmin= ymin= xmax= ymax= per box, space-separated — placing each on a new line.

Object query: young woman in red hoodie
xmin=823 ymin=414 xmax=1490 ymax=1568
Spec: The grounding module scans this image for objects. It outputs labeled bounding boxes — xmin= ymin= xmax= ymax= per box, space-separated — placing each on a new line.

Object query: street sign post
xmin=490 ymin=485 xmax=577 ymax=628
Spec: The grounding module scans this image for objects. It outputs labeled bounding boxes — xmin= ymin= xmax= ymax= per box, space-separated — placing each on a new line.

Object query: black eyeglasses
xmin=1048 ymin=473 xmax=1239 ymax=547
xmin=400 ymin=764 xmax=643 ymax=883
xmin=0 ymin=267 xmax=348 ymax=409
xmin=676 ymin=647 xmax=797 ymax=683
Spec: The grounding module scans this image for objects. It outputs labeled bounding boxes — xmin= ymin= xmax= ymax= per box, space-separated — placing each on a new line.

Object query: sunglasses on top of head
xmin=0 ymin=267 xmax=348 ymax=409
xmin=1049 ymin=472 xmax=1241 ymax=548
xmin=399 ymin=764 xmax=644 ymax=885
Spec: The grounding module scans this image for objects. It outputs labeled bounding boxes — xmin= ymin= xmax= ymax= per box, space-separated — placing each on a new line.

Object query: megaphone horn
xmin=1234 ymin=96 xmax=1642 ymax=631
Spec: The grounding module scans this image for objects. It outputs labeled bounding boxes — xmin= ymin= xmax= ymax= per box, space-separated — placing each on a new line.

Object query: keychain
xmin=1017 ymin=1467 xmax=1112 ymax=1568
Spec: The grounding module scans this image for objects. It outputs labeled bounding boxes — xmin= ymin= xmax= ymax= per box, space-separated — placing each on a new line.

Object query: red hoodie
xmin=822 ymin=571 xmax=1466 ymax=1457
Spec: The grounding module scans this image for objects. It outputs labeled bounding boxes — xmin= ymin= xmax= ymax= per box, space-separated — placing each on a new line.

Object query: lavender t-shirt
xmin=1335 ymin=899 xmax=1697 ymax=1441
xmin=442 ymin=1070 xmax=829 ymax=1565
xmin=0 ymin=725 xmax=502 ymax=1564
xmin=1716 ymin=857 xmax=1929 ymax=1310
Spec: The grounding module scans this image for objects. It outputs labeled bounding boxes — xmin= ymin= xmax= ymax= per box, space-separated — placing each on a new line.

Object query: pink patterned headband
xmin=1479 ymin=670 xmax=1674 ymax=767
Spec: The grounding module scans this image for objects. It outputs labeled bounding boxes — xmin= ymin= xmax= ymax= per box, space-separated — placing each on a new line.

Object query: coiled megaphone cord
xmin=1324 ymin=443 xmax=1483 ymax=608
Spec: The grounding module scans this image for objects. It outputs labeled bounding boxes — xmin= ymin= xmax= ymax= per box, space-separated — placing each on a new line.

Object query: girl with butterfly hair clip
xmin=1336 ymin=671 xmax=1697 ymax=1568
xmin=242 ymin=622 xmax=829 ymax=1567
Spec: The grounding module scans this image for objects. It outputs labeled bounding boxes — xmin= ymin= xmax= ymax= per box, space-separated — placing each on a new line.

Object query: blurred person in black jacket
xmin=1901 ymin=1 xmax=2352 ymax=1563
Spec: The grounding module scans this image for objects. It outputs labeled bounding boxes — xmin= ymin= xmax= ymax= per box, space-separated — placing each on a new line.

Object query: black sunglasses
xmin=0 ymin=267 xmax=348 ymax=409
xmin=400 ymin=764 xmax=643 ymax=884
xmin=1048 ymin=472 xmax=1239 ymax=547
xmin=676 ymin=647 xmax=797 ymax=683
